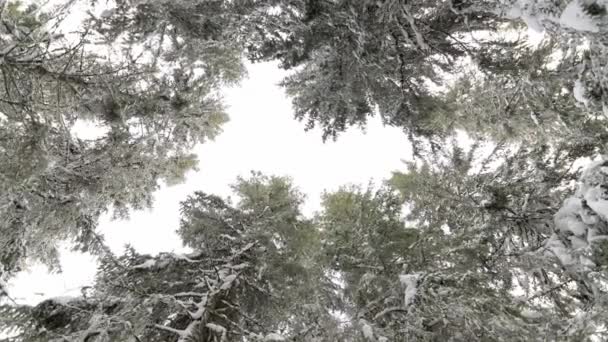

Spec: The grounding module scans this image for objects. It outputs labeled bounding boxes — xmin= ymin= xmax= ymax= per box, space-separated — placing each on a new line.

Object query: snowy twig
xmin=525 ymin=280 xmax=574 ymax=302
xmin=373 ymin=306 xmax=407 ymax=320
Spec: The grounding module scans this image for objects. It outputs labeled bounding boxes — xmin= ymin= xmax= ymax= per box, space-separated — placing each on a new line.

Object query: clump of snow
xmin=480 ymin=199 xmax=492 ymax=207
xmin=206 ymin=323 xmax=226 ymax=334
xmin=49 ymin=296 xmax=78 ymax=305
xmin=359 ymin=319 xmax=375 ymax=341
xmin=132 ymin=259 xmax=156 ymax=269
xmin=554 ymin=198 xmax=587 ymax=236
xmin=579 ymin=204 xmax=599 ymax=225
xmin=71 ymin=119 xmax=109 ymax=140
xmin=505 ymin=4 xmax=523 ymax=19
xmin=189 ymin=295 xmax=207 ymax=319
xmin=573 ymin=80 xmax=590 ymax=106
xmin=99 ymin=9 xmax=115 ymax=18
xmin=583 ymin=187 xmax=608 ymax=221
xmin=230 ymin=262 xmax=249 ymax=270
xmin=522 ymin=13 xmax=545 ymax=32
xmin=580 ymin=160 xmax=608 ymax=181
xmin=548 ymin=157 xmax=608 ymax=273
xmin=172 ymin=253 xmax=195 ymax=262
xmin=569 ymin=235 xmax=588 ymax=249
xmin=588 ymin=231 xmax=608 ymax=243
xmin=581 ymin=256 xmax=596 ymax=268
xmin=577 ymin=160 xmax=608 ymax=222
xmin=560 ymin=1 xmax=600 ymax=33
xmin=360 ymin=272 xmax=376 ymax=285
xmin=264 ymin=333 xmax=286 ymax=341
xmin=505 ymin=3 xmax=545 ymax=32
xmin=178 ymin=320 xmax=199 ymax=342
xmin=220 ymin=274 xmax=237 ymax=290
xmin=502 ymin=0 xmax=604 ymax=34
xmin=85 ymin=313 xmax=105 ymax=332
xmin=530 ymin=112 xmax=540 ymax=126
xmin=399 ymin=273 xmax=421 ymax=307
xmin=521 ymin=308 xmax=543 ymax=319
xmin=546 ymin=234 xmax=575 ymax=266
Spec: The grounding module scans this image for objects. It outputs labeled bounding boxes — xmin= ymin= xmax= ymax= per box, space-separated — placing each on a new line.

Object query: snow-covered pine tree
xmin=386 ymin=138 xmax=608 ymax=340
xmin=0 ymin=0 xmax=243 ymax=279
xmin=1 ymin=174 xmax=340 ymax=342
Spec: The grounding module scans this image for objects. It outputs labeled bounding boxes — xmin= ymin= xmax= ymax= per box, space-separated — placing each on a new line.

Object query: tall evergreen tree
xmin=3 ymin=1 xmax=608 ymax=341
xmin=388 ymin=139 xmax=608 ymax=340
xmin=248 ymin=0 xmax=506 ymax=141
xmin=1 ymin=174 xmax=339 ymax=342
xmin=0 ymin=0 xmax=243 ymax=279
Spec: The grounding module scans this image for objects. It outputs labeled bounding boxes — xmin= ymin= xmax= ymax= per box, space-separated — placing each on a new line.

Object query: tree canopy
xmin=3 ymin=0 xmax=608 ymax=341
xmin=0 ymin=0 xmax=241 ymax=277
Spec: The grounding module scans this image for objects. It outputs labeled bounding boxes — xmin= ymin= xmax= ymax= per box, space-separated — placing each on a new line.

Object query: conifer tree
xmin=0 ymin=0 xmax=243 ymax=279
xmin=1 ymin=174 xmax=339 ymax=342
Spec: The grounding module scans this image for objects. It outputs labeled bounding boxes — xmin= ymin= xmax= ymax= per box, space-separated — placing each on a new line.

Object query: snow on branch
xmin=399 ymin=273 xmax=422 ymax=307
xmin=132 ymin=259 xmax=157 ymax=269
xmin=502 ymin=0 xmax=604 ymax=34
xmin=401 ymin=5 xmax=430 ymax=51
xmin=154 ymin=321 xmax=199 ymax=342
xmin=550 ymin=159 xmax=608 ymax=275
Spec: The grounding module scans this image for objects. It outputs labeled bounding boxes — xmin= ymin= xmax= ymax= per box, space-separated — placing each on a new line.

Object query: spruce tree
xmin=0 ymin=0 xmax=243 ymax=279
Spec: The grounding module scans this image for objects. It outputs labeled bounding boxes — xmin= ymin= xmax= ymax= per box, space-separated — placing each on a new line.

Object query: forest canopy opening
xmin=2 ymin=0 xmax=608 ymax=341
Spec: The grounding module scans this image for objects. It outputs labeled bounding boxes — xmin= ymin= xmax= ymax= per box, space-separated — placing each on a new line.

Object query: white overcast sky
xmin=8 ymin=62 xmax=413 ymax=305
